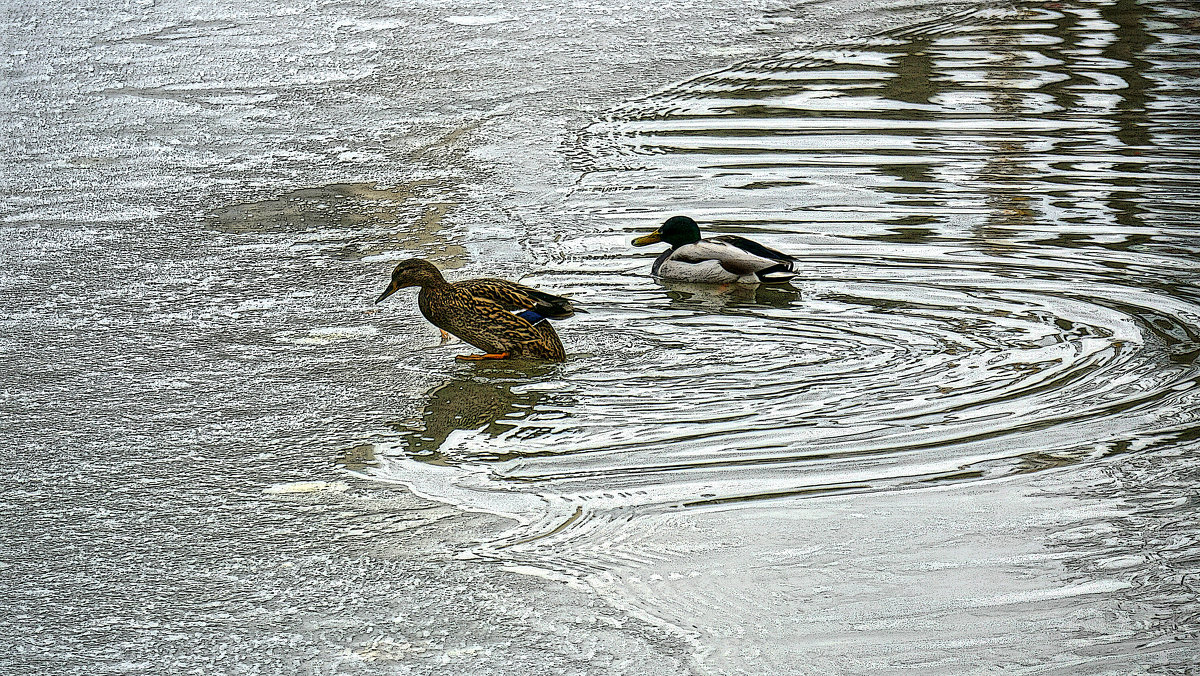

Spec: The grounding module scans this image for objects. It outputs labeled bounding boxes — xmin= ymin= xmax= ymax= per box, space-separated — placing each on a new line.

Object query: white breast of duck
xmin=652 ymin=235 xmax=797 ymax=284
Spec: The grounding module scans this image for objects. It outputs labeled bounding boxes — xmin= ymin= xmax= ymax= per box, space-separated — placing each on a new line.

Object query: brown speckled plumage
xmin=376 ymin=259 xmax=581 ymax=361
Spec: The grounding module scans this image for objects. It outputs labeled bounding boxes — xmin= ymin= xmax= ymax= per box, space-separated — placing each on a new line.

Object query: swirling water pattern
xmin=371 ymin=1 xmax=1199 ymax=519
xmin=360 ymin=0 xmax=1200 ymax=669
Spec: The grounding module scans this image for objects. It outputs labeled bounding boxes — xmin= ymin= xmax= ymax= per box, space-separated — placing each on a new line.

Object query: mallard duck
xmin=632 ymin=216 xmax=798 ymax=284
xmin=375 ymin=258 xmax=582 ymax=361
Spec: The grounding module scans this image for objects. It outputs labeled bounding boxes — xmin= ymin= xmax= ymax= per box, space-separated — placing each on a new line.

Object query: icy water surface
xmin=3 ymin=0 xmax=1199 ymax=674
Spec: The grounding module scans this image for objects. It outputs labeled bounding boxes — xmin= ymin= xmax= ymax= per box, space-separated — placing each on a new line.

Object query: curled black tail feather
xmin=755 ymin=263 xmax=798 ymax=284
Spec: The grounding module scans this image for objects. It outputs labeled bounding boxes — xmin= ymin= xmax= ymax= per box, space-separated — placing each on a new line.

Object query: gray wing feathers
xmin=710 ymin=235 xmax=797 ymax=264
xmin=675 ymin=240 xmax=789 ymax=276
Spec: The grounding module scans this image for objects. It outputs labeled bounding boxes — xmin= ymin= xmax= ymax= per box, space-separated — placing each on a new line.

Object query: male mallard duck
xmin=632 ymin=215 xmax=798 ymax=284
xmin=375 ymin=258 xmax=581 ymax=361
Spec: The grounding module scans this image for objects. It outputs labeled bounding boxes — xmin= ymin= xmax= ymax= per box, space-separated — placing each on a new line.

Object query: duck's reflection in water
xmin=391 ymin=362 xmax=562 ymax=466
xmin=658 ymin=279 xmax=800 ymax=312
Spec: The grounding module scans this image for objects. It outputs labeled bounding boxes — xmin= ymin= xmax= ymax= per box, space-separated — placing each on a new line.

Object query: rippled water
xmin=4 ymin=0 xmax=1199 ymax=673
xmin=361 ymin=0 xmax=1200 ymax=671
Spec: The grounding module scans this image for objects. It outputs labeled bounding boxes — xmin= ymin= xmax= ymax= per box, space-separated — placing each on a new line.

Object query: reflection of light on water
xmin=262 ymin=480 xmax=349 ymax=494
xmin=274 ymin=325 xmax=380 ymax=345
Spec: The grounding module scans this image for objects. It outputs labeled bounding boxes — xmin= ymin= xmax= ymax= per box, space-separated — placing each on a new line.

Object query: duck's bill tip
xmin=632 ymin=232 xmax=662 ymax=246
xmin=375 ymin=286 xmax=397 ymax=304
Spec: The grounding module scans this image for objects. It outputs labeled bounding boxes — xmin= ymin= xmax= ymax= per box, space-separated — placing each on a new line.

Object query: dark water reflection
xmin=658 ymin=280 xmax=803 ymax=310
xmin=387 ymin=362 xmax=566 ymax=465
xmin=360 ymin=0 xmax=1200 ymax=670
xmin=211 ymin=180 xmax=468 ymax=264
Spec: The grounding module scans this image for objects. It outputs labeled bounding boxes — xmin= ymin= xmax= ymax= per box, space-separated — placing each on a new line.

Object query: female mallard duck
xmin=375 ymin=258 xmax=582 ymax=361
xmin=632 ymin=215 xmax=798 ymax=284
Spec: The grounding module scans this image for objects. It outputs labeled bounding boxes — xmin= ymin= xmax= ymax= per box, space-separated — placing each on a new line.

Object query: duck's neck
xmin=418 ymin=271 xmax=452 ymax=292
xmin=415 ymin=276 xmax=451 ymax=322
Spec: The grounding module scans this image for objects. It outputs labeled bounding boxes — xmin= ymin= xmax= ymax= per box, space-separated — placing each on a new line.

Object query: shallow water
xmin=3 ymin=0 xmax=1199 ymax=674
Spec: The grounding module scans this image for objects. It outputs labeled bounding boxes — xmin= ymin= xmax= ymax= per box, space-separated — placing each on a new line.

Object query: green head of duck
xmin=632 ymin=215 xmax=702 ymax=248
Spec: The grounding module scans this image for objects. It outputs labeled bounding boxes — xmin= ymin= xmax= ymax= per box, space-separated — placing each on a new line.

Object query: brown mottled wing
xmin=456 ymin=278 xmax=580 ymax=320
xmin=427 ymin=286 xmax=566 ymax=360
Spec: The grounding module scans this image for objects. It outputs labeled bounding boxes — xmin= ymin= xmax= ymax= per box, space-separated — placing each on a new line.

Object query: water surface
xmin=365 ymin=1 xmax=1200 ymax=672
xmin=3 ymin=0 xmax=1198 ymax=674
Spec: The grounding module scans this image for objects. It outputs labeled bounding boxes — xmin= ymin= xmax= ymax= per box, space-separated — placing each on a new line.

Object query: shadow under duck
xmin=375 ymin=258 xmax=582 ymax=361
xmin=632 ymin=215 xmax=798 ymax=284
